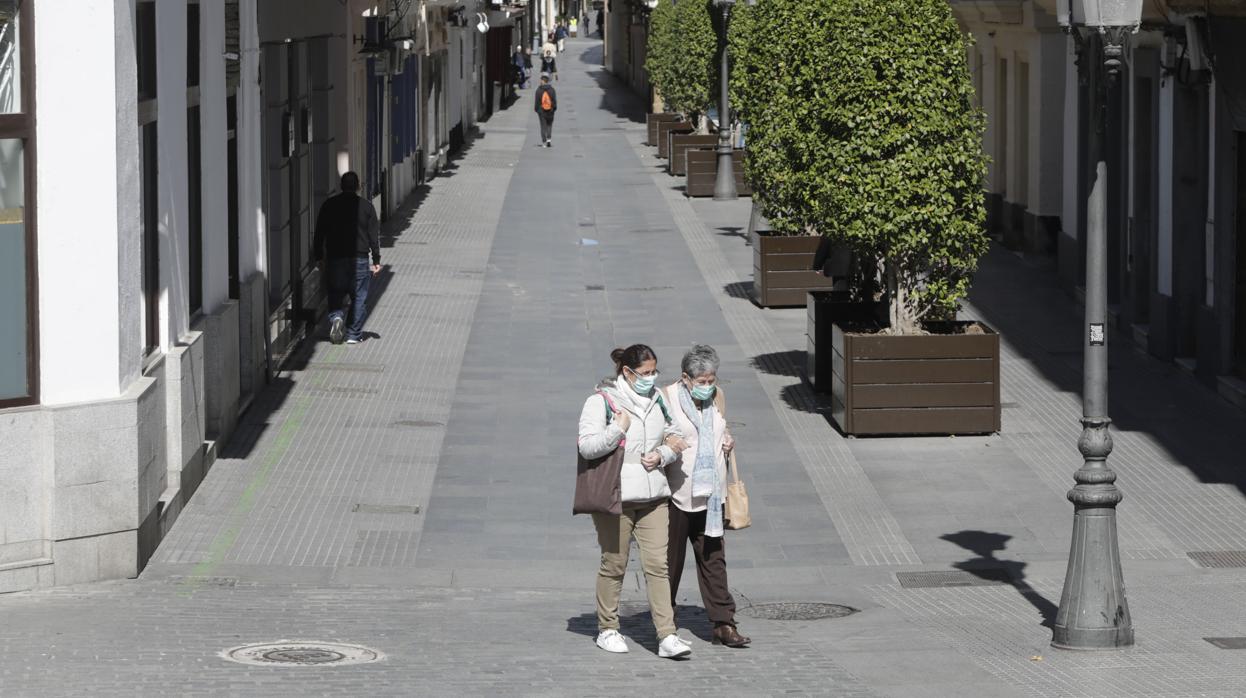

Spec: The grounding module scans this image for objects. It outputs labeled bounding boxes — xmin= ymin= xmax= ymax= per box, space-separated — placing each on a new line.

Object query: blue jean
xmin=327 ymin=256 xmax=372 ymax=341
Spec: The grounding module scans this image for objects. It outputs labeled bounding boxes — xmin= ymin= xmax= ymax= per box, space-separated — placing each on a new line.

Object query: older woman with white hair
xmin=662 ymin=344 xmax=750 ymax=647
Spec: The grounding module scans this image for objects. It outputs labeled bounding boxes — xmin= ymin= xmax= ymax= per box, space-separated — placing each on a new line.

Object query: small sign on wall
xmin=1089 ymin=323 xmax=1105 ymax=347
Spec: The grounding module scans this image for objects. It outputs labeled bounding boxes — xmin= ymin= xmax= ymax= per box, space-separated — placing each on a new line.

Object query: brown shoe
xmin=712 ymin=624 xmax=751 ymax=647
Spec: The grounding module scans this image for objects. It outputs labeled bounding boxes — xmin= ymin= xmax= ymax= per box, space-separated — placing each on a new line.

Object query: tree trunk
xmin=885 ymin=259 xmax=920 ymax=335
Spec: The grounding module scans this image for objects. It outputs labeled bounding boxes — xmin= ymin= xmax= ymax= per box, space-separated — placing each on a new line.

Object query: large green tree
xmin=644 ymin=0 xmax=677 ymax=110
xmin=733 ymin=0 xmax=988 ymax=334
xmin=645 ymin=0 xmax=716 ymax=119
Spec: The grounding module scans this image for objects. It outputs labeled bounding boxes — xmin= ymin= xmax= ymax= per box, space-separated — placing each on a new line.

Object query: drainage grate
xmin=306 ymin=386 xmax=378 ymax=398
xmin=391 ymin=420 xmax=444 ymax=428
xmin=618 ymin=286 xmax=674 ymax=292
xmin=739 ymin=602 xmax=858 ymax=621
xmin=1188 ymin=551 xmax=1246 ymax=568
xmin=896 ymin=569 xmax=1012 ymax=589
xmin=304 ymin=362 xmax=386 ymax=374
xmin=585 ymin=285 xmax=605 ymax=291
xmin=1205 ymin=637 xmax=1246 ymax=649
xmin=221 ymin=641 xmax=383 ymax=667
xmin=352 ymin=503 xmax=421 ymax=515
xmin=166 ymin=576 xmax=238 ymax=587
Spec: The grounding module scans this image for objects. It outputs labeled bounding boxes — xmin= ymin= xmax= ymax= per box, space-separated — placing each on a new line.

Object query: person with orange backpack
xmin=534 ymin=73 xmax=557 ymax=148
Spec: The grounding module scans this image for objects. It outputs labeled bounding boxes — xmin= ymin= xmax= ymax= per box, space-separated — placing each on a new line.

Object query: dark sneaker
xmin=329 ymin=315 xmax=345 ymax=344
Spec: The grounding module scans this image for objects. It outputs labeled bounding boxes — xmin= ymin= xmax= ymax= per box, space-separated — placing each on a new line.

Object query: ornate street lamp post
xmin=712 ymin=0 xmax=737 ymax=200
xmin=1051 ymin=0 xmax=1142 ymax=651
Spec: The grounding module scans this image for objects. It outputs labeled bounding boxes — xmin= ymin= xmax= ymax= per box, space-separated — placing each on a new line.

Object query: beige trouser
xmin=592 ymin=500 xmax=676 ymax=640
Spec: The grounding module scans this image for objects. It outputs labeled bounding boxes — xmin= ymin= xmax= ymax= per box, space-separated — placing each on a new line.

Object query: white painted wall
xmin=201 ymin=0 xmax=230 ymax=313
xmin=1061 ymin=34 xmax=1079 ymax=240
xmin=1157 ymin=53 xmax=1174 ymax=297
xmin=238 ymin=0 xmax=267 ymax=281
xmin=36 ymin=0 xmax=131 ymax=404
xmin=1034 ymin=31 xmax=1066 ymax=216
xmin=156 ymin=0 xmax=190 ymax=349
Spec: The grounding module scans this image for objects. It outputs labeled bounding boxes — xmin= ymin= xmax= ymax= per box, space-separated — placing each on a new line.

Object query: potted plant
xmin=645 ymin=0 xmax=715 ymax=157
xmin=643 ymin=0 xmax=681 ymax=144
xmin=736 ymin=0 xmax=998 ymax=435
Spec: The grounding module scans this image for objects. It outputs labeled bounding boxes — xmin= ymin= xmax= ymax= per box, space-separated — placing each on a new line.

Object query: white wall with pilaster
xmin=1156 ymin=44 xmax=1175 ymax=297
xmin=156 ymin=0 xmax=190 ymax=349
xmin=1033 ymin=30 xmax=1066 ymax=217
xmin=36 ymin=0 xmax=136 ymax=404
xmin=238 ymin=0 xmax=266 ymax=282
xmin=1061 ymin=34 xmax=1079 ymax=240
xmin=201 ymin=0 xmax=230 ymax=313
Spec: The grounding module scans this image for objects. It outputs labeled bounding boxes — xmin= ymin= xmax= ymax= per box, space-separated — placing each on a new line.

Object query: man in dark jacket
xmin=534 ymin=74 xmax=557 ymax=148
xmin=313 ymin=171 xmax=380 ymax=344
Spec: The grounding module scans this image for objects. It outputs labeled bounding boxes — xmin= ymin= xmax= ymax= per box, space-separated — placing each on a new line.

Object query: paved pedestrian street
xmin=4 ymin=41 xmax=1246 ymax=697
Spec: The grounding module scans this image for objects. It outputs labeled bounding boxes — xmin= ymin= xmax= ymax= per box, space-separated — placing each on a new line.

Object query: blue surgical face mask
xmin=630 ymin=374 xmax=656 ymax=395
xmin=690 ymin=384 xmax=716 ymax=401
xmin=626 ymin=367 xmax=657 ymax=395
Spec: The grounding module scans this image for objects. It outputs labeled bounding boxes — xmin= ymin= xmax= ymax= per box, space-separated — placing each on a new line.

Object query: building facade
xmin=0 ymin=0 xmax=511 ymax=594
xmin=955 ymin=0 xmax=1246 ymax=409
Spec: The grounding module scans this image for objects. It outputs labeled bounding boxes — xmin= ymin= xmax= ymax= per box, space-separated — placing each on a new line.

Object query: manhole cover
xmin=222 ymin=641 xmax=383 ymax=667
xmin=738 ymin=603 xmax=858 ymax=621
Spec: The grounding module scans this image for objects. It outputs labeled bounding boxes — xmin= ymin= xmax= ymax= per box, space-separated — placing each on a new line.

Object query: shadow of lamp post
xmin=1051 ymin=0 xmax=1142 ymax=651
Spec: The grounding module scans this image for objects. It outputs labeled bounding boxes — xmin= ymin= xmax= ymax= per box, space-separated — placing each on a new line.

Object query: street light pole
xmin=712 ymin=0 xmax=737 ymax=200
xmin=1052 ymin=0 xmax=1140 ymax=651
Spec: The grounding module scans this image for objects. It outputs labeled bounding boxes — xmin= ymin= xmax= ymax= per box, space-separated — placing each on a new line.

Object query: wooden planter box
xmin=750 ymin=231 xmax=837 ymax=307
xmin=657 ymin=121 xmax=694 ymax=159
xmin=806 ymin=292 xmax=886 ymax=393
xmin=646 ymin=113 xmax=681 ymax=146
xmin=830 ymin=322 xmax=1001 ymax=436
xmin=669 ymin=134 xmax=718 ymax=176
xmin=686 ymin=149 xmax=752 ymax=197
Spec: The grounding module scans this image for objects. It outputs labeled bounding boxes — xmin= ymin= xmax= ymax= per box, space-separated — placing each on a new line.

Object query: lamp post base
xmin=1052 ymin=419 xmax=1134 ymax=650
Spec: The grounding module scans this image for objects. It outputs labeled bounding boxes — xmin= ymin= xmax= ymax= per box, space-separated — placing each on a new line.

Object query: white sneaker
xmin=658 ymin=634 xmax=692 ymax=659
xmin=595 ymin=629 xmax=628 ymax=653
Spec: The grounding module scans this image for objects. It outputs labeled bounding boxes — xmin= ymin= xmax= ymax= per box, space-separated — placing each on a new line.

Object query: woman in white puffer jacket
xmin=577 ymin=344 xmax=692 ymax=659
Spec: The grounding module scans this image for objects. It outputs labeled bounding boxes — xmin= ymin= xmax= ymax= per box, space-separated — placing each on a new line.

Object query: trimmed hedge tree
xmin=645 ymin=0 xmax=716 ymax=119
xmin=733 ymin=0 xmax=989 ymax=335
xmin=644 ymin=0 xmax=677 ymax=112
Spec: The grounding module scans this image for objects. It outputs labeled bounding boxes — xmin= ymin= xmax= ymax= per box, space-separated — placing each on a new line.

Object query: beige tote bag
xmin=724 ymin=451 xmax=750 ymax=530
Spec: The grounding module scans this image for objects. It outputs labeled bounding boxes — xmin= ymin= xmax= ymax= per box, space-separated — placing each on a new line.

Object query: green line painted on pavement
xmin=179 ymin=396 xmax=309 ymax=594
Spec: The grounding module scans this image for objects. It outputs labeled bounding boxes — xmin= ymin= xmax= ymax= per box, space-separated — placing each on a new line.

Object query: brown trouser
xmin=592 ymin=501 xmax=676 ymax=640
xmin=668 ymin=506 xmax=737 ymax=626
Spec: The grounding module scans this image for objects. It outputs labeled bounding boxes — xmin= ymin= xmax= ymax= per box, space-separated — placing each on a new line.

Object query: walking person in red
xmin=534 ymin=73 xmax=557 ymax=148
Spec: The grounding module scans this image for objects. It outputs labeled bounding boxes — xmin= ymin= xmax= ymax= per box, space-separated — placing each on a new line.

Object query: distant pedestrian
xmin=555 ymin=21 xmax=568 ymax=52
xmin=577 ymin=344 xmax=692 ymax=659
xmin=522 ymin=47 xmax=534 ymax=86
xmin=662 ymin=345 xmax=751 ymax=648
xmin=313 ymin=171 xmax=380 ymax=345
xmin=534 ymin=73 xmax=557 ymax=147
xmin=512 ymin=45 xmax=527 ymax=89
xmin=583 ymin=11 xmax=591 ymax=32
xmin=596 ymin=8 xmax=604 ymax=37
xmin=540 ymin=39 xmax=558 ymax=81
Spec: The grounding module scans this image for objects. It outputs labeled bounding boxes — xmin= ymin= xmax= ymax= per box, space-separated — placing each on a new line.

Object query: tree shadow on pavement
xmin=723 ymin=281 xmax=753 ymax=301
xmin=941 ymin=530 xmax=1057 ymax=629
xmin=749 ymin=351 xmax=834 ymax=418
